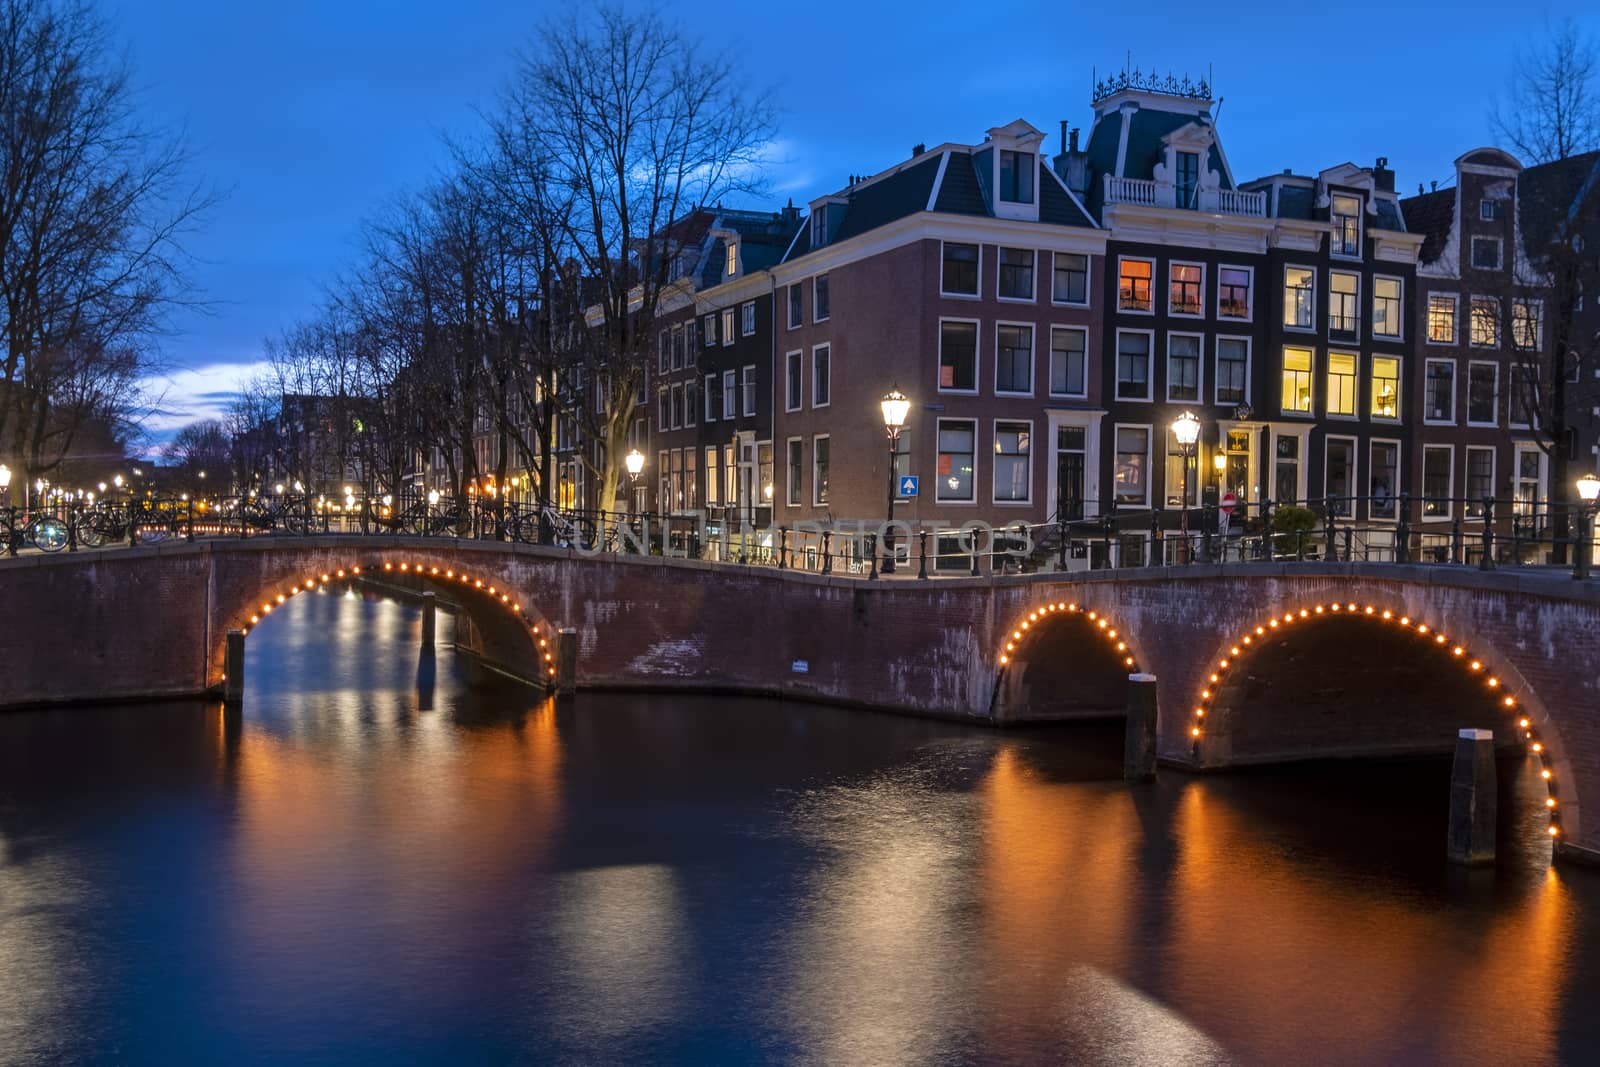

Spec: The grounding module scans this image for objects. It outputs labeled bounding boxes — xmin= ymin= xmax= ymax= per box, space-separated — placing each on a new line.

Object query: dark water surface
xmin=3 ymin=585 xmax=1599 ymax=1065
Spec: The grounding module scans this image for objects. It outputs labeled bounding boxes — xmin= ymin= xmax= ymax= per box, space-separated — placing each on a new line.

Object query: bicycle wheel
xmin=75 ymin=514 xmax=105 ymax=547
xmin=31 ymin=517 xmax=68 ymax=552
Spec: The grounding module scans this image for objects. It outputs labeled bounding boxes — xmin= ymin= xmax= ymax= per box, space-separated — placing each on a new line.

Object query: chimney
xmin=1069 ymin=127 xmax=1080 ymax=152
xmin=780 ymin=198 xmax=799 ymax=225
xmin=1431 ymin=180 xmax=1438 ymax=192
xmin=1373 ymin=156 xmax=1394 ymax=193
xmin=911 ymin=143 xmax=926 ymax=158
xmin=1051 ymin=122 xmax=1089 ymax=195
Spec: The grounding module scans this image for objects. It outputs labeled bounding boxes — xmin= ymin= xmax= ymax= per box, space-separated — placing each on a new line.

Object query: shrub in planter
xmin=1271 ymin=504 xmax=1319 ymax=557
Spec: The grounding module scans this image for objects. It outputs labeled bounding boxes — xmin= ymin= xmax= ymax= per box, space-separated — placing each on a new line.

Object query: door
xmin=1055 ymin=425 xmax=1086 ymax=521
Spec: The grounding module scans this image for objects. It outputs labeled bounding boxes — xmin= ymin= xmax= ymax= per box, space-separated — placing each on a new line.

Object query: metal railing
xmin=3 ymin=490 xmax=1596 ymax=581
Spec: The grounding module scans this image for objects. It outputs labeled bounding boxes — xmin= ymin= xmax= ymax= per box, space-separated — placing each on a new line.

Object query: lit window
xmin=1513 ymin=300 xmax=1542 ymax=350
xmin=1218 ymin=267 xmax=1251 ymax=318
xmin=1284 ymin=267 xmax=1314 ymax=328
xmin=1119 ymin=259 xmax=1153 ymax=311
xmin=721 ymin=308 xmax=735 ymax=346
xmin=1427 ymin=294 xmax=1456 ymax=343
xmin=1169 ymin=263 xmax=1203 ymax=315
xmin=1281 ymin=347 xmax=1313 ymax=414
xmin=1470 ymin=296 xmax=1500 ymax=347
xmin=1373 ymin=277 xmax=1402 ymax=338
xmin=993 ymin=422 xmax=1031 ymax=502
xmin=1329 ymin=272 xmax=1359 ymax=333
xmin=1327 ymin=352 xmax=1358 ymax=416
xmin=1164 ymin=428 xmax=1198 ymax=507
xmin=725 ymin=242 xmax=737 ymax=277
xmin=1331 ymin=193 xmax=1361 ymax=255
xmin=1371 ymin=356 xmax=1400 ymax=419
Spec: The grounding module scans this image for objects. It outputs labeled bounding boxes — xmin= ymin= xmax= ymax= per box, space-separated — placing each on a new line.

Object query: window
xmin=1369 ymin=440 xmax=1399 ymax=520
xmin=1467 ymin=362 xmax=1498 ymax=425
xmin=1114 ymin=426 xmax=1150 ymax=505
xmin=936 ymin=420 xmax=976 ymax=502
xmin=741 ymin=301 xmax=755 ymax=337
xmin=1427 ymin=294 xmax=1456 ymax=343
xmin=998 ymin=247 xmax=1034 ymax=300
xmin=1513 ymin=300 xmax=1542 ymax=350
xmin=993 ymin=421 xmax=1032 ymax=502
xmin=721 ymin=370 xmax=737 ymax=420
xmin=1424 ymin=359 xmax=1455 ymax=422
xmin=705 ymin=446 xmax=720 ymax=507
xmin=705 ymin=373 xmax=718 ymax=421
xmin=1508 ymin=362 xmax=1536 ymax=428
xmin=942 ymin=242 xmax=979 ymax=296
xmin=1325 ymin=437 xmax=1356 ymax=517
xmin=1281 ymin=346 xmax=1313 ymax=414
xmin=723 ymin=443 xmax=736 ymax=505
xmin=1049 ymin=327 xmax=1087 ymax=398
xmin=939 ymin=320 xmax=978 ymax=392
xmin=1371 ymin=356 xmax=1400 ymax=419
xmin=1164 ymin=428 xmax=1198 ymax=507
xmin=1056 ymin=426 xmax=1087 ymax=520
xmin=1115 ymin=330 xmax=1152 ymax=400
xmin=787 ymin=285 xmax=802 ymax=329
xmin=1514 ymin=445 xmax=1546 ymax=515
xmin=685 ymin=379 xmax=697 ymax=426
xmin=658 ymin=330 xmax=669 ymax=373
xmin=1329 ymin=272 xmax=1359 ymax=333
xmin=721 ymin=308 xmax=735 ymax=346
xmin=684 ymin=448 xmax=698 ymax=509
xmin=1052 ymin=252 xmax=1088 ymax=304
xmin=742 ymin=364 xmax=756 ymax=416
xmin=1218 ymin=266 xmax=1251 ymax=319
xmin=1422 ymin=446 xmax=1453 ymax=519
xmin=670 ymin=383 xmax=683 ymax=428
xmin=995 ymin=324 xmax=1032 ymax=394
xmin=685 ymin=321 xmax=698 ymax=366
xmin=704 ymin=313 xmax=717 ymax=346
xmin=812 ymin=344 xmax=830 ymax=407
xmin=1176 ymin=151 xmax=1200 ymax=209
xmin=998 ymin=149 xmax=1034 ymax=203
xmin=812 ymin=436 xmax=830 ymax=505
xmin=786 ymin=439 xmax=802 ymax=506
xmin=657 ymin=389 xmax=670 ymax=429
xmin=1274 ymin=435 xmax=1301 ymax=504
xmin=1480 ymin=199 xmax=1502 ymax=221
xmin=1470 ymin=296 xmax=1500 ymax=347
xmin=1331 ymin=193 xmax=1361 ymax=255
xmin=1119 ymin=258 xmax=1153 ymax=311
xmin=1373 ymin=277 xmax=1402 ymax=338
xmin=1471 ymin=236 xmax=1502 ymax=270
xmin=1284 ymin=267 xmax=1315 ymax=328
xmin=1215 ymin=337 xmax=1249 ymax=405
xmin=1167 ymin=333 xmax=1201 ymax=402
xmin=813 ymin=275 xmax=830 ymax=322
xmin=1465 ymin=447 xmax=1495 ymax=515
xmin=1169 ymin=262 xmax=1203 ymax=316
xmin=671 ymin=324 xmax=685 ymax=370
xmin=785 ymin=351 xmax=802 ymax=411
xmin=1327 ymin=351 xmax=1358 ymax=416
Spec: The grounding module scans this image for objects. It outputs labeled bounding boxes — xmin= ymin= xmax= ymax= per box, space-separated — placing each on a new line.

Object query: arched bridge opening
xmin=991 ymin=599 xmax=1142 ymax=723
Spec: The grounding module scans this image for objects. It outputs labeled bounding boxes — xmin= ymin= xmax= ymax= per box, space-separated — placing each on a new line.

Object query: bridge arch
xmin=213 ymin=549 xmax=562 ymax=690
xmin=1187 ymin=597 xmax=1570 ymax=843
xmin=990 ymin=597 xmax=1144 ymax=721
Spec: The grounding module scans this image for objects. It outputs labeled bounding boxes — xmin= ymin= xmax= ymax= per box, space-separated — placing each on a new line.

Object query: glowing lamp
xmin=625 ymin=449 xmax=645 ymax=478
xmin=1577 ymin=473 xmax=1600 ymax=503
xmin=880 ymin=388 xmax=911 ymax=433
xmin=1171 ymin=410 xmax=1201 ymax=448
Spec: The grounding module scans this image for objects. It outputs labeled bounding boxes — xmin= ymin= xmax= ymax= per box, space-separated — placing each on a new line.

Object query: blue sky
xmin=119 ymin=0 xmax=1600 ymax=440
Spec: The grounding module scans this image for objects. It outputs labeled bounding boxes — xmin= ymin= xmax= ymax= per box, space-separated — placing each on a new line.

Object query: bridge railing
xmin=4 ymin=490 xmax=1597 ymax=580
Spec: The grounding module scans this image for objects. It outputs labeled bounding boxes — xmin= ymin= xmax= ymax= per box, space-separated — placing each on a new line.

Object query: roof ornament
xmin=1092 ymin=63 xmax=1213 ymax=104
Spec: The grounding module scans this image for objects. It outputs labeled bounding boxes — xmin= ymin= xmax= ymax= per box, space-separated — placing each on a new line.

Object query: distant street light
xmin=879 ymin=388 xmax=910 ymax=575
xmin=1575 ymin=473 xmax=1600 ymax=580
xmin=1171 ymin=411 xmax=1201 ymax=563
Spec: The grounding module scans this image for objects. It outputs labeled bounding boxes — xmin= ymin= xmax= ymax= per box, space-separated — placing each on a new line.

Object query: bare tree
xmin=162 ymin=419 xmax=229 ymax=494
xmin=1492 ymin=19 xmax=1600 ymax=165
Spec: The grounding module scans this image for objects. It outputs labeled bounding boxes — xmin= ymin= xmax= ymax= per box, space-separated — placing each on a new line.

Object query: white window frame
xmin=1111 ymin=422 xmax=1154 ymax=508
xmin=1425 ymin=292 xmax=1457 ymax=346
xmin=1372 ymin=274 xmax=1404 ymax=340
xmin=1423 ymin=357 xmax=1457 ymax=425
xmin=1050 ymin=250 xmax=1090 ymax=307
xmin=1116 ymin=255 xmax=1156 ymax=315
xmin=939 ymin=240 xmax=982 ymax=299
xmin=935 ymin=417 xmax=979 ymax=505
xmin=725 ymin=242 xmax=737 ymax=277
xmin=1328 ymin=270 xmax=1361 ymax=337
xmin=1370 ymin=354 xmax=1402 ymax=423
xmin=704 ymin=373 xmax=717 ymax=422
xmin=1469 ymin=295 xmax=1501 ymax=348
xmin=1513 ymin=442 xmax=1549 ymax=514
xmin=670 ymin=382 xmax=683 ymax=430
xmin=811 ymin=342 xmax=831 ymax=409
xmin=812 ymin=434 xmax=830 ymax=506
xmin=1508 ymin=361 xmax=1536 ymax=429
xmin=1280 ymin=345 xmax=1315 ymax=417
xmin=1464 ymin=446 xmax=1497 ymax=513
xmin=1330 ymin=192 xmax=1363 ymax=258
xmin=991 ymin=417 xmax=1034 ymax=506
xmin=785 ymin=437 xmax=803 ymax=507
xmin=703 ymin=313 xmax=717 ymax=346
xmin=1421 ymin=444 xmax=1455 ymax=522
xmin=1323 ymin=434 xmax=1359 ymax=518
xmin=1466 ymin=360 xmax=1499 ymax=427
xmin=937 ymin=317 xmax=981 ymax=396
xmin=1114 ymin=327 xmax=1154 ymax=402
xmin=1471 ymin=235 xmax=1504 ymax=271
xmin=787 ymin=284 xmax=803 ymax=330
xmin=722 ymin=369 xmax=737 ymax=419
xmin=741 ymin=364 xmax=757 ymax=416
xmin=721 ymin=308 xmax=735 ymax=346
xmin=740 ymin=301 xmax=756 ymax=337
xmin=784 ymin=350 xmax=803 ymax=412
xmin=1213 ymin=334 xmax=1251 ymax=407
xmin=1512 ymin=298 xmax=1543 ymax=352
xmin=1216 ymin=264 xmax=1253 ymax=322
xmin=1283 ymin=264 xmax=1317 ymax=332
xmin=996 ymin=246 xmax=1037 ymax=303
xmin=993 ymin=320 xmax=1035 ymax=397
xmin=1167 ymin=260 xmax=1206 ymax=319
xmin=1165 ymin=330 xmax=1205 ymax=404
xmin=812 ymin=274 xmax=830 ymax=323
xmin=1048 ymin=325 xmax=1089 ymax=399
xmin=1325 ymin=350 xmax=1360 ymax=419
xmin=1367 ymin=437 xmax=1403 ymax=524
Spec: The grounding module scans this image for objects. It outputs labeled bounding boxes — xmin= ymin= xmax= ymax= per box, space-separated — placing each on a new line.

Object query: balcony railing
xmin=1216 ymin=187 xmax=1267 ymax=217
xmin=1103 ymin=175 xmax=1267 ymax=217
xmin=1105 ymin=175 xmax=1158 ymax=207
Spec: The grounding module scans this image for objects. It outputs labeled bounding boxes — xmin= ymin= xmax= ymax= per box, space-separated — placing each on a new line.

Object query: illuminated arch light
xmin=996 ymin=600 xmax=1142 ymax=673
xmin=1190 ymin=603 xmax=1560 ymax=840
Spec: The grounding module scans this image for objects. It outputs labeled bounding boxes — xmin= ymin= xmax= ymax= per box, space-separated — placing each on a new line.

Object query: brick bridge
xmin=2 ymin=537 xmax=1596 ymax=862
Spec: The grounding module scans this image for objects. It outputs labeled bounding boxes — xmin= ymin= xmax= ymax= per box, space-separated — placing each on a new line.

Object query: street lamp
xmin=880 ymin=388 xmax=911 ymax=574
xmin=625 ymin=449 xmax=645 ymax=481
xmin=1171 ymin=411 xmax=1201 ymax=563
xmin=1574 ymin=473 xmax=1600 ymax=580
xmin=0 ymin=463 xmax=10 ymax=510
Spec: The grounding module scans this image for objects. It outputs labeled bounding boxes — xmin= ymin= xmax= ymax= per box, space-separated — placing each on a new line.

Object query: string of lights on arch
xmin=238 ymin=560 xmax=560 ymax=682
xmin=1190 ymin=600 xmax=1561 ymax=840
xmin=997 ymin=600 xmax=1140 ymax=673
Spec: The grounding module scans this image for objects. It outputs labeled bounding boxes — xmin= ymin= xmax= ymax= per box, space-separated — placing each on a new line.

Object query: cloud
xmin=140 ymin=360 xmax=273 ymax=436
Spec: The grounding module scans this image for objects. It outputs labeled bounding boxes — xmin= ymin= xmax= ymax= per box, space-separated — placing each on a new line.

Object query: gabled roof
xmin=1397 ymin=188 xmax=1453 ymax=263
xmin=831 ymin=154 xmax=944 ymax=242
xmin=1519 ymin=150 xmax=1600 ymax=254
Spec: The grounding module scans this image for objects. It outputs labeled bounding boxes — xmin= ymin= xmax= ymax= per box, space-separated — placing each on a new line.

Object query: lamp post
xmin=880 ymin=388 xmax=910 ymax=574
xmin=0 ymin=463 xmax=10 ymax=510
xmin=1575 ymin=473 xmax=1600 ymax=580
xmin=1171 ymin=411 xmax=1201 ymax=563
xmin=625 ymin=448 xmax=645 ymax=519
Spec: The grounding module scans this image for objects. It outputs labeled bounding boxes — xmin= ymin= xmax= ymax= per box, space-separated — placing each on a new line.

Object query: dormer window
xmin=998 ymin=149 xmax=1034 ymax=204
xmin=1331 ymin=194 xmax=1361 ymax=256
xmin=1176 ymin=152 xmax=1199 ymax=209
xmin=725 ymin=242 xmax=737 ymax=277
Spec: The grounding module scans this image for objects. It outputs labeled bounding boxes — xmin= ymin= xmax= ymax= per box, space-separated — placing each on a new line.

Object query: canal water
xmin=2 ymin=584 xmax=1598 ymax=1066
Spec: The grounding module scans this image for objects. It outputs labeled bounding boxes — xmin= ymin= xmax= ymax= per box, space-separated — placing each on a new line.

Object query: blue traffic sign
xmin=899 ymin=475 xmax=919 ymax=497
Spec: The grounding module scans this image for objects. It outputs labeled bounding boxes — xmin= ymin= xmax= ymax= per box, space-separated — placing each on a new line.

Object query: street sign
xmin=899 ymin=475 xmax=919 ymax=497
xmin=1220 ymin=491 xmax=1237 ymax=516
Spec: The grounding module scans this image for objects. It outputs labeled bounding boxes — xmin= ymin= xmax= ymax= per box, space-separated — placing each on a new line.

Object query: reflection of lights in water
xmin=1053 ymin=966 xmax=1232 ymax=1065
xmin=0 ymin=839 xmax=96 ymax=1061
xmin=547 ymin=864 xmax=685 ymax=1038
